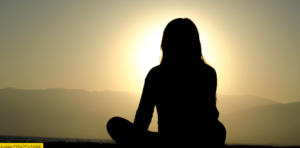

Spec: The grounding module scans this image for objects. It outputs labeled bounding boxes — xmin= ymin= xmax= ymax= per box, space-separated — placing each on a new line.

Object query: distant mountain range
xmin=216 ymin=94 xmax=282 ymax=116
xmin=220 ymin=101 xmax=300 ymax=146
xmin=0 ymin=88 xmax=299 ymax=146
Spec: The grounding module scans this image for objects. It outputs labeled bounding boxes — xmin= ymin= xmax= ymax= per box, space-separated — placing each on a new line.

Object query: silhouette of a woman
xmin=107 ymin=18 xmax=226 ymax=148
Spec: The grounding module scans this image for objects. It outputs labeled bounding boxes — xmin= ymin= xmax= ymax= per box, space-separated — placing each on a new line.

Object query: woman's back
xmin=146 ymin=62 xmax=219 ymax=141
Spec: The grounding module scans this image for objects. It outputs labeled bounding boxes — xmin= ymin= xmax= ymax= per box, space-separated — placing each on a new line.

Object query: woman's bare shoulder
xmin=148 ymin=65 xmax=162 ymax=73
xmin=145 ymin=65 xmax=162 ymax=80
xmin=203 ymin=64 xmax=216 ymax=75
xmin=203 ymin=65 xmax=217 ymax=88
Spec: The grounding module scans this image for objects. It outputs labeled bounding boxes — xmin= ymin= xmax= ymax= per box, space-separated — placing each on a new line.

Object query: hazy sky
xmin=1 ymin=0 xmax=299 ymax=103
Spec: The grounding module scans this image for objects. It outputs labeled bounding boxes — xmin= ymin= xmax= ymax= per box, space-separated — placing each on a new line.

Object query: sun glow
xmin=200 ymin=33 xmax=214 ymax=66
xmin=134 ymin=22 xmax=215 ymax=84
xmin=136 ymin=27 xmax=163 ymax=79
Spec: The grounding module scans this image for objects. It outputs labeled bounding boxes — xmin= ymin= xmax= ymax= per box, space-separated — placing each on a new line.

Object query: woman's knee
xmin=107 ymin=116 xmax=122 ymax=131
xmin=108 ymin=116 xmax=126 ymax=124
xmin=109 ymin=116 xmax=123 ymax=122
xmin=107 ymin=116 xmax=134 ymax=133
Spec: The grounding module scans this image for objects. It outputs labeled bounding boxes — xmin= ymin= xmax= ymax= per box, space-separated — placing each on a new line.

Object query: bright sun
xmin=136 ymin=27 xmax=163 ymax=79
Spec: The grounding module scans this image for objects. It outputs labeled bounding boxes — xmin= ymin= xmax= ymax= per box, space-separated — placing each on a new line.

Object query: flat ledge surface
xmin=37 ymin=142 xmax=300 ymax=148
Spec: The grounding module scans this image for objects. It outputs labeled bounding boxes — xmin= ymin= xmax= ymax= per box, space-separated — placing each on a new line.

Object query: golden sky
xmin=0 ymin=0 xmax=300 ymax=103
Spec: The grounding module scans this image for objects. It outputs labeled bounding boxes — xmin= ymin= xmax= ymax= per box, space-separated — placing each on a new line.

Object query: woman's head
xmin=160 ymin=18 xmax=207 ymax=65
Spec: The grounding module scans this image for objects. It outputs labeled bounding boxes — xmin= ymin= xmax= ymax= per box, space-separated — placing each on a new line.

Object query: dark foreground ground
xmin=42 ymin=142 xmax=300 ymax=148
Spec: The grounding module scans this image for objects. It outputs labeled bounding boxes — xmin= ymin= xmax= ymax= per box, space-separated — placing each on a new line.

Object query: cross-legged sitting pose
xmin=107 ymin=18 xmax=226 ymax=148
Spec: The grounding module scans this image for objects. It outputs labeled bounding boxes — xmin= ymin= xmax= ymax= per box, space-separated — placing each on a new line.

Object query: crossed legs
xmin=107 ymin=116 xmax=226 ymax=147
xmin=106 ymin=116 xmax=159 ymax=148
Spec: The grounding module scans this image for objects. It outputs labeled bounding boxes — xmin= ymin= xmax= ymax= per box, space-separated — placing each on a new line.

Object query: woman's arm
xmin=133 ymin=68 xmax=157 ymax=133
xmin=210 ymin=67 xmax=219 ymax=119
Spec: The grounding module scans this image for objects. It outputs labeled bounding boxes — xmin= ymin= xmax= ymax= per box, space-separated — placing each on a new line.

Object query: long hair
xmin=160 ymin=18 xmax=208 ymax=66
xmin=159 ymin=18 xmax=216 ymax=101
